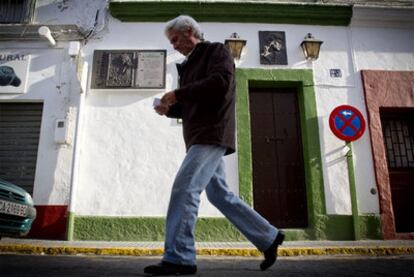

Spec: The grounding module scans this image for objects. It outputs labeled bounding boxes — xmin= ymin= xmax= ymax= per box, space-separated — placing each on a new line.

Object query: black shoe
xmin=260 ymin=231 xmax=285 ymax=271
xmin=144 ymin=261 xmax=197 ymax=276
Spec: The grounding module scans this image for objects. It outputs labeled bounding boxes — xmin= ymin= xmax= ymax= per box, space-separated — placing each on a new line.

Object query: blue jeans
xmin=163 ymin=144 xmax=279 ymax=265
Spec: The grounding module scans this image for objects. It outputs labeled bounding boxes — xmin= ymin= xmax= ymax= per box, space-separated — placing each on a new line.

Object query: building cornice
xmin=351 ymin=6 xmax=414 ymax=28
xmin=109 ymin=0 xmax=353 ymax=26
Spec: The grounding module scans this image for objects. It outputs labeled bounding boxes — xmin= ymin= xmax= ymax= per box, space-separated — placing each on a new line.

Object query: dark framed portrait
xmin=259 ymin=31 xmax=288 ymax=65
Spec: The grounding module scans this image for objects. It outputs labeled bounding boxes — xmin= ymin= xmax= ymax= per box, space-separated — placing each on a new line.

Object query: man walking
xmin=145 ymin=15 xmax=284 ymax=276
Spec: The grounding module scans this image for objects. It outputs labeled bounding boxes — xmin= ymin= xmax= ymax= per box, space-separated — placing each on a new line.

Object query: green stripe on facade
xmin=71 ymin=215 xmax=381 ymax=241
xmin=66 ymin=211 xmax=75 ymax=241
xmin=72 ymin=216 xmax=244 ymax=241
xmin=109 ymin=1 xmax=352 ymax=26
xmin=346 ymin=142 xmax=361 ymax=240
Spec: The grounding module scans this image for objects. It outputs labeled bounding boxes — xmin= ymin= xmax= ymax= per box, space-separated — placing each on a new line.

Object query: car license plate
xmin=0 ymin=199 xmax=28 ymax=217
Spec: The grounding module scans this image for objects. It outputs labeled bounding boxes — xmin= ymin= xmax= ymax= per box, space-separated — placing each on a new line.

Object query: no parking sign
xmin=329 ymin=105 xmax=366 ymax=142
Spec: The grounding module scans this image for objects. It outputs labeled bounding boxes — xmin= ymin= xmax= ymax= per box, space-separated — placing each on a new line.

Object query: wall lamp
xmin=300 ymin=33 xmax=323 ymax=60
xmin=38 ymin=26 xmax=56 ymax=47
xmin=224 ymin=32 xmax=246 ymax=59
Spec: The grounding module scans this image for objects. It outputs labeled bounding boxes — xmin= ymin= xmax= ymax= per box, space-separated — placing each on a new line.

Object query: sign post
xmin=329 ymin=105 xmax=366 ymax=240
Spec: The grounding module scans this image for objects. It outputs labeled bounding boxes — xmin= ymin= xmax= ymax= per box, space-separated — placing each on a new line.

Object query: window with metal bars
xmin=0 ymin=0 xmax=36 ymax=24
xmin=381 ymin=112 xmax=414 ymax=169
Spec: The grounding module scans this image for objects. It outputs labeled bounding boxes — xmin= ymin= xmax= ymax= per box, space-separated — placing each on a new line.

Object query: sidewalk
xmin=1 ymin=238 xmax=414 ymax=256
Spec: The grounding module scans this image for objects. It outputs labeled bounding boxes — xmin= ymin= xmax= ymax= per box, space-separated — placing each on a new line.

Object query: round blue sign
xmin=329 ymin=105 xmax=366 ymax=142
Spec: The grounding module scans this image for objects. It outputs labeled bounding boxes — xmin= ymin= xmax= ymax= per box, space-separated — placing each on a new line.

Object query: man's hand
xmin=161 ymin=91 xmax=177 ymax=107
xmin=154 ymin=104 xmax=169 ymax=115
xmin=154 ymin=91 xmax=177 ymax=116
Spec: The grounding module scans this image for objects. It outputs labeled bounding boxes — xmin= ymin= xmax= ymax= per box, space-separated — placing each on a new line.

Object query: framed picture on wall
xmin=91 ymin=49 xmax=166 ymax=89
xmin=259 ymin=31 xmax=288 ymax=65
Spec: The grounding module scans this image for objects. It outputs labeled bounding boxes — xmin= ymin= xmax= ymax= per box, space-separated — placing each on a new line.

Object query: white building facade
xmin=0 ymin=0 xmax=413 ymax=241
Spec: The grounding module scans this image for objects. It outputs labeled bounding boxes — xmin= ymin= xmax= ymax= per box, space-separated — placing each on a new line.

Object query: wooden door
xmin=381 ymin=109 xmax=414 ymax=233
xmin=249 ymin=88 xmax=308 ymax=228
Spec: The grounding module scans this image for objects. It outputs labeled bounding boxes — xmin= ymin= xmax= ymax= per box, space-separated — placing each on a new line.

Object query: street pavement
xmin=1 ymin=238 xmax=414 ymax=276
xmin=1 ymin=254 xmax=413 ymax=276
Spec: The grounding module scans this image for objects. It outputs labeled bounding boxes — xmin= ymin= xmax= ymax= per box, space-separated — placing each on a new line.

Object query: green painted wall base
xmin=72 ymin=216 xmax=244 ymax=241
xmin=71 ymin=215 xmax=382 ymax=241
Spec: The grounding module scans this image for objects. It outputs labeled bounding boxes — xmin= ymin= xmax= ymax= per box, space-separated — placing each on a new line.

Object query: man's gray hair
xmin=165 ymin=15 xmax=203 ymax=40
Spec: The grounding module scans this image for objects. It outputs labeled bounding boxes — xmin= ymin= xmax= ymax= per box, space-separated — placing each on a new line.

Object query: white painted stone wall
xmin=74 ymin=12 xmax=414 ymax=217
xmin=75 ymin=18 xmax=345 ymax=217
xmin=75 ymin=20 xmax=241 ymax=217
xmin=4 ymin=1 xmax=413 ymax=219
xmin=0 ymin=41 xmax=80 ymax=206
xmin=310 ymin=22 xmax=414 ymax=215
xmin=349 ymin=25 xmax=414 ymax=214
xmin=0 ymin=0 xmax=104 ymax=206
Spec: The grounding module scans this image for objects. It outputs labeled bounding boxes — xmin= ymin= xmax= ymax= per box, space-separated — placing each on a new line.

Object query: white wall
xmin=315 ymin=23 xmax=414 ymax=215
xmin=75 ymin=20 xmax=240 ymax=217
xmin=313 ymin=27 xmax=366 ymax=215
xmin=0 ymin=0 xmax=102 ymax=207
xmin=0 ymin=42 xmax=80 ymax=206
xmin=8 ymin=2 xmax=412 ymax=219
xmin=73 ymin=12 xmax=414 ymax=218
xmin=35 ymin=0 xmax=107 ymax=33
xmin=350 ymin=25 xmax=414 ymax=213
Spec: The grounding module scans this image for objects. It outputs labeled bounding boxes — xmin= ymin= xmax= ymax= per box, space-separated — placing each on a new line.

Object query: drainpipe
xmin=66 ymin=53 xmax=88 ymax=241
xmin=345 ymin=142 xmax=361 ymax=240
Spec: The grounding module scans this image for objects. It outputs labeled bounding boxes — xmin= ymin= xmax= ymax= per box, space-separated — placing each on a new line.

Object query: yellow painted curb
xmin=1 ymin=244 xmax=413 ymax=256
xmin=0 ymin=245 xmax=164 ymax=256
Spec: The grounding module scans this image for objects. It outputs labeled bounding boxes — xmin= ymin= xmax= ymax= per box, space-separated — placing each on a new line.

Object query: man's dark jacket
xmin=167 ymin=41 xmax=236 ymax=155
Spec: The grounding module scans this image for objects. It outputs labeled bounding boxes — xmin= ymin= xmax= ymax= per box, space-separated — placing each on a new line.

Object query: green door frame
xmin=236 ymin=68 xmax=325 ymax=240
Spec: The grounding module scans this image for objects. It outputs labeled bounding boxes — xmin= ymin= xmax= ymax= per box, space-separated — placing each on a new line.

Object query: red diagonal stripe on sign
xmin=337 ymin=112 xmax=358 ymax=133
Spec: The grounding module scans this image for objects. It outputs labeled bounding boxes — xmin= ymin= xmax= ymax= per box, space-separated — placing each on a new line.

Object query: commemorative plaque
xmin=91 ymin=50 xmax=166 ymax=89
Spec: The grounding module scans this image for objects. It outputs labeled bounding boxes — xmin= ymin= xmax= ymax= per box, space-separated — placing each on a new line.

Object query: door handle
xmin=264 ymin=136 xmax=283 ymax=143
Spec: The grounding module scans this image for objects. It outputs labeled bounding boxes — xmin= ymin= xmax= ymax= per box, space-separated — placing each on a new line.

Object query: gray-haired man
xmin=145 ymin=15 xmax=284 ymax=276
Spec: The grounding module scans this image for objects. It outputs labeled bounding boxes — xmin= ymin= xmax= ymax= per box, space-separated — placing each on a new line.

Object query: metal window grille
xmin=0 ymin=102 xmax=43 ymax=195
xmin=0 ymin=0 xmax=36 ymax=24
xmin=382 ymin=116 xmax=414 ymax=168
